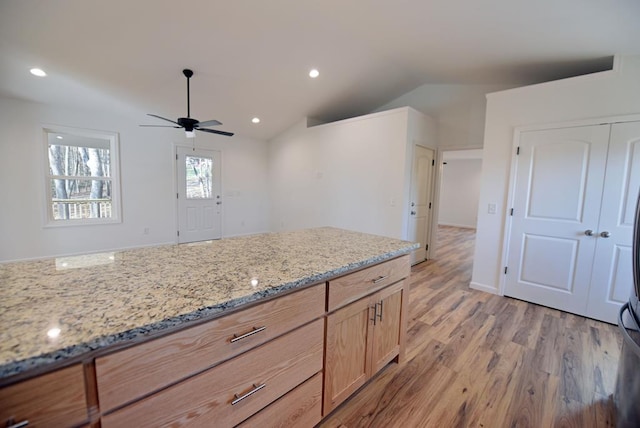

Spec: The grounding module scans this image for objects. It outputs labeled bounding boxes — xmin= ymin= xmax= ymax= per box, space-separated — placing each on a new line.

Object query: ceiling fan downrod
xmin=183 ymin=68 xmax=193 ymax=118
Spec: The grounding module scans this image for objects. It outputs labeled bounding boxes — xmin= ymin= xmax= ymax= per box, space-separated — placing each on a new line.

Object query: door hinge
xmin=510 ymin=208 xmax=514 ymax=216
xmin=426 ymin=244 xmax=429 ymax=251
xmin=504 ymin=266 xmax=508 ymax=274
xmin=176 ymin=154 xmax=178 ymax=160
xmin=177 ymin=193 xmax=179 ymax=199
xmin=429 ymin=202 xmax=432 ymax=209
xmin=516 ymin=147 xmax=520 ymax=155
xmin=177 ymin=230 xmax=180 ymax=237
xmin=432 ymin=159 xmax=435 ymax=166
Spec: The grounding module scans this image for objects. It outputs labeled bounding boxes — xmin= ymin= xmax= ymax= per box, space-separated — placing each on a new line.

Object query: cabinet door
xmin=0 ymin=365 xmax=88 ymax=428
xmin=370 ymin=281 xmax=405 ymax=374
xmin=324 ymin=296 xmax=374 ymax=414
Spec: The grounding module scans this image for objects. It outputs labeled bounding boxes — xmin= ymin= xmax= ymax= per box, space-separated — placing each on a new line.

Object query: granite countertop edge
xmin=0 ymin=244 xmax=417 ymax=381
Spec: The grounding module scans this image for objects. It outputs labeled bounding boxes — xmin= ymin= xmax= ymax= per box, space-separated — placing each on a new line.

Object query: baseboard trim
xmin=470 ymin=281 xmax=500 ymax=295
xmin=438 ymin=222 xmax=476 ymax=229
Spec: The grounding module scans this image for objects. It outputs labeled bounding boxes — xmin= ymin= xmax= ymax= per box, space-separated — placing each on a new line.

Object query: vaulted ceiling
xmin=0 ymin=0 xmax=638 ymax=140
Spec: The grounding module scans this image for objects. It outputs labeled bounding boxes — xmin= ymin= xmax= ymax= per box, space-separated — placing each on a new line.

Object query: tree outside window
xmin=44 ymin=127 xmax=121 ymax=225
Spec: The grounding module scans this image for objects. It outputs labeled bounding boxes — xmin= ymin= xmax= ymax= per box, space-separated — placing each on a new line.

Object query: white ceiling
xmin=0 ymin=0 xmax=638 ymax=141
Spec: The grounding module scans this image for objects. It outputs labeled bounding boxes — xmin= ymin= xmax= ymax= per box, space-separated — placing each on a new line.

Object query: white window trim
xmin=42 ymin=124 xmax=122 ymax=227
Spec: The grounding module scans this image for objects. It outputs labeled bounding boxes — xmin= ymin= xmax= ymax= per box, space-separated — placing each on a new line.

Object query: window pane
xmin=48 ymin=144 xmax=111 ymax=178
xmin=185 ymin=156 xmax=213 ymax=199
xmin=50 ymin=178 xmax=112 ymax=220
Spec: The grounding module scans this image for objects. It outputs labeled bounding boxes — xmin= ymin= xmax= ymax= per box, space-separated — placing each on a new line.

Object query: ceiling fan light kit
xmin=141 ymin=68 xmax=234 ymax=138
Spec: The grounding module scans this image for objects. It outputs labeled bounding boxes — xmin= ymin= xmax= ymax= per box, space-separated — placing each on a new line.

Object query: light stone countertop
xmin=0 ymin=227 xmax=418 ymax=380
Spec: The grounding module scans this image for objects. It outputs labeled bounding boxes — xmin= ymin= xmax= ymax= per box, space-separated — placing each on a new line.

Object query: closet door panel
xmin=586 ymin=121 xmax=640 ymax=323
xmin=505 ymin=125 xmax=610 ymax=316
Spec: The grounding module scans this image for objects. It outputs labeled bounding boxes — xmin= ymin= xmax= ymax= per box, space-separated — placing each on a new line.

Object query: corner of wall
xmin=469 ymin=281 xmax=500 ymax=295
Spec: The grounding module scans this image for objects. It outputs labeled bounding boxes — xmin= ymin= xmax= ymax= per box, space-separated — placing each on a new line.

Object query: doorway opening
xmin=431 ymin=147 xmax=483 ymax=258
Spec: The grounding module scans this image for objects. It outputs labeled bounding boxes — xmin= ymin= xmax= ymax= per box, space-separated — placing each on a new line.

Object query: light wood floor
xmin=319 ymin=226 xmax=623 ymax=428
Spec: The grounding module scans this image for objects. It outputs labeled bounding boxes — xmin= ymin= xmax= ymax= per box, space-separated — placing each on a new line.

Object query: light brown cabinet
xmin=0 ymin=364 xmax=88 ymax=428
xmin=238 ymin=372 xmax=323 ymax=428
xmin=101 ymin=319 xmax=324 ymax=428
xmin=0 ymin=254 xmax=410 ymax=427
xmin=96 ymin=283 xmax=325 ymax=413
xmin=323 ymin=255 xmax=409 ymax=415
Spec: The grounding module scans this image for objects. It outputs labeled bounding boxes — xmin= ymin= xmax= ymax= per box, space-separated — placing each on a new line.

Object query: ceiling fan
xmin=141 ymin=69 xmax=234 ymax=138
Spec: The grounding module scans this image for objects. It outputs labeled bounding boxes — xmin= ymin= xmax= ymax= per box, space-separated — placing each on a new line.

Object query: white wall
xmin=268 ymin=107 xmax=435 ymax=240
xmin=471 ymin=54 xmax=640 ymax=294
xmin=0 ymin=97 xmax=269 ymax=262
xmin=374 ymin=84 xmax=516 ymax=148
xmin=438 ymin=158 xmax=482 ymax=228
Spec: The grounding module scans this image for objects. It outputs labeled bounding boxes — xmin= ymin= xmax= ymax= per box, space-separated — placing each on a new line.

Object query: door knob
xmin=600 ymin=231 xmax=610 ymax=238
xmin=411 ymin=211 xmax=416 ymax=215
xmin=584 ymin=229 xmax=593 ymax=236
xmin=216 ymin=201 xmax=222 ymax=205
xmin=411 ymin=202 xmax=415 ymax=207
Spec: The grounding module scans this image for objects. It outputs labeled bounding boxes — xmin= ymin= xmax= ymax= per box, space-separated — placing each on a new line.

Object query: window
xmin=185 ymin=155 xmax=213 ymax=199
xmin=44 ymin=126 xmax=121 ymax=225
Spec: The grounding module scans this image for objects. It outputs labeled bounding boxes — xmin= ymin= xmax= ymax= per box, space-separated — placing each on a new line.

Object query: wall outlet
xmin=488 ymin=203 xmax=497 ymax=214
xmin=143 ymin=227 xmax=150 ymax=235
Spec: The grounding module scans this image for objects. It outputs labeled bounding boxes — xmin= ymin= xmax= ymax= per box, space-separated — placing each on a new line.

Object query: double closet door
xmin=505 ymin=121 xmax=640 ymax=324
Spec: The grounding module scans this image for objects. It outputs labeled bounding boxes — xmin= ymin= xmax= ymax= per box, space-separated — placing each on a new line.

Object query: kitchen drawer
xmin=101 ymin=319 xmax=324 ymax=428
xmin=328 ymin=255 xmax=410 ymax=311
xmin=237 ymin=372 xmax=322 ymax=428
xmin=96 ymin=283 xmax=325 ymax=412
xmin=0 ymin=364 xmax=88 ymax=428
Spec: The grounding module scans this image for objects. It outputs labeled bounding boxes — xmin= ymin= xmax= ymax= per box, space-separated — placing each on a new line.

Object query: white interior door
xmin=176 ymin=146 xmax=222 ymax=243
xmin=585 ymin=122 xmax=640 ymax=323
xmin=505 ymin=125 xmax=610 ymax=316
xmin=408 ymin=145 xmax=434 ymax=265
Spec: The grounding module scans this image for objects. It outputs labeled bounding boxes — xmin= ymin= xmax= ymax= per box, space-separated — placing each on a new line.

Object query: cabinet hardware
xmin=370 ymin=305 xmax=378 ymax=326
xmin=600 ymin=231 xmax=611 ymax=238
xmin=377 ymin=301 xmax=383 ymax=322
xmin=372 ymin=275 xmax=388 ymax=284
xmin=6 ymin=420 xmax=29 ymax=428
xmin=231 ymin=383 xmax=266 ymax=405
xmin=230 ymin=326 xmax=266 ymax=343
xmin=584 ymin=229 xmax=594 ymax=236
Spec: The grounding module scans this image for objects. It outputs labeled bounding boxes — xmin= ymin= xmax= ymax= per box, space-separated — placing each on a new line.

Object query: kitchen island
xmin=0 ymin=227 xmax=417 ymax=427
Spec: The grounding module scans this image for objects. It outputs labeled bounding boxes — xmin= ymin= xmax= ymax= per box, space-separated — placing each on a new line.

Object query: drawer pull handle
xmin=231 ymin=383 xmax=266 ymax=405
xmin=377 ymin=300 xmax=383 ymax=322
xmin=7 ymin=420 xmax=29 ymax=428
xmin=372 ymin=275 xmax=388 ymax=284
xmin=230 ymin=326 xmax=266 ymax=343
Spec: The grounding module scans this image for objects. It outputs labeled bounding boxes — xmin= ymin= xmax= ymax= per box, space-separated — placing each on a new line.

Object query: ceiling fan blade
xmin=195 ymin=119 xmax=222 ymax=127
xmin=140 ymin=125 xmax=181 ymax=128
xmin=197 ymin=128 xmax=234 ymax=137
xmin=147 ymin=114 xmax=180 ymax=125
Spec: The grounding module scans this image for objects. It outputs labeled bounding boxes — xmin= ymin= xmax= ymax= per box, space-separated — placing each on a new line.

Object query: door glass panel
xmin=185 ymin=156 xmax=213 ymax=199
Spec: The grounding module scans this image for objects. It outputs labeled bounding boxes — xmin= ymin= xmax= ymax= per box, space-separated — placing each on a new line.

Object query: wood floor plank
xmin=318 ymin=226 xmax=623 ymax=428
xmin=504 ymin=349 xmax=560 ymax=428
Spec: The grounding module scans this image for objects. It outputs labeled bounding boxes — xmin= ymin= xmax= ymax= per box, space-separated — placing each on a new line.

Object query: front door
xmin=505 ymin=125 xmax=610 ymax=316
xmin=176 ymin=146 xmax=222 ymax=243
xmin=408 ymin=145 xmax=434 ymax=265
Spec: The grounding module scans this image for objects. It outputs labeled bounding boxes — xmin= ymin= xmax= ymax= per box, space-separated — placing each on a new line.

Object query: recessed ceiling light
xmin=56 ymin=135 xmax=63 ymax=140
xmin=30 ymin=68 xmax=47 ymax=77
xmin=309 ymin=69 xmax=319 ymax=78
xmin=252 ymin=117 xmax=260 ymax=124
